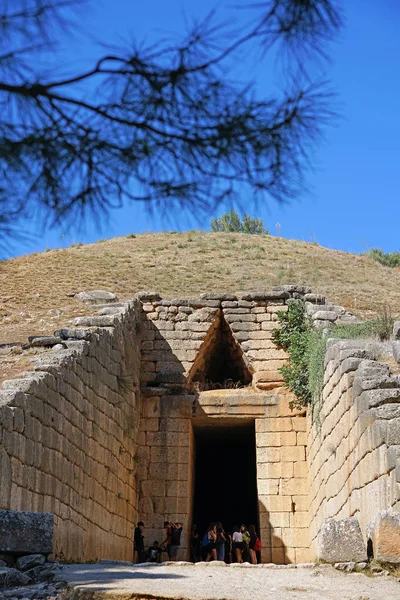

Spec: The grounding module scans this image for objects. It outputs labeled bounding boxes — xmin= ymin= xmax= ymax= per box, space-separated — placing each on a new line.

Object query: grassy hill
xmin=1 ymin=231 xmax=400 ymax=350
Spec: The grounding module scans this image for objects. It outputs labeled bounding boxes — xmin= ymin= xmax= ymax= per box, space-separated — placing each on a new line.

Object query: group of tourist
xmin=191 ymin=522 xmax=262 ymax=564
xmin=134 ymin=520 xmax=184 ymax=563
xmin=134 ymin=521 xmax=261 ymax=564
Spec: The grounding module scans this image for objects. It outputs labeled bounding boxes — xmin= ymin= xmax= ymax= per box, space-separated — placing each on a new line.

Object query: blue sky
xmin=7 ymin=1 xmax=400 ymax=257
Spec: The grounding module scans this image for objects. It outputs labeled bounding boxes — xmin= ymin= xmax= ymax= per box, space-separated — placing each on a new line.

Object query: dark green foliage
xmin=273 ymin=300 xmax=312 ymax=410
xmin=367 ymin=248 xmax=400 ymax=268
xmin=210 ymin=210 xmax=269 ymax=235
xmin=0 ymin=1 xmax=342 ymax=247
xmin=273 ymin=301 xmax=395 ymax=413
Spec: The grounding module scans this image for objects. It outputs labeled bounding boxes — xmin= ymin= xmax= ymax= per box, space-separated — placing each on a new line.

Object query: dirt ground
xmin=56 ymin=562 xmax=400 ymax=600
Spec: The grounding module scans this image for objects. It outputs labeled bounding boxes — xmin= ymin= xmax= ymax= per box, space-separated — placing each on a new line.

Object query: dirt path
xmin=57 ymin=562 xmax=400 ymax=600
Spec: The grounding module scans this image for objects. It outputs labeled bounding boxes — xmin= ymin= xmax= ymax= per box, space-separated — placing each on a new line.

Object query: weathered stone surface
xmin=187 ymin=308 xmax=220 ymax=322
xmin=37 ymin=566 xmax=57 ymax=582
xmin=76 ymin=290 xmax=117 ymax=304
xmin=240 ymin=291 xmax=290 ymax=301
xmin=333 ymin=562 xmax=356 ymax=572
xmin=312 ymin=311 xmax=338 ymax=322
xmin=304 ymin=293 xmax=325 ymax=304
xmin=393 ymin=321 xmax=400 ymax=340
xmin=99 ymin=306 xmax=126 ymax=315
xmin=392 ymin=341 xmax=400 ymax=363
xmin=51 ymin=343 xmax=65 ymax=351
xmin=200 ymin=293 xmax=237 ymax=301
xmin=161 ymin=298 xmax=220 ymax=308
xmin=0 ymin=567 xmax=31 ymax=587
xmin=54 ymin=327 xmax=95 ymax=340
xmin=137 ymin=291 xmax=162 ymax=302
xmin=313 ymin=319 xmax=331 ymax=329
xmin=317 ymin=518 xmax=367 ymax=563
xmin=0 ymin=511 xmax=53 ymax=555
xmin=16 ymin=554 xmax=45 ymax=572
xmin=72 ymin=315 xmax=117 ymax=327
xmin=27 ymin=336 xmax=62 ymax=347
xmin=336 ymin=314 xmax=358 ymax=324
xmin=25 ymin=564 xmax=49 ymax=581
xmin=369 ymin=510 xmax=400 ymax=563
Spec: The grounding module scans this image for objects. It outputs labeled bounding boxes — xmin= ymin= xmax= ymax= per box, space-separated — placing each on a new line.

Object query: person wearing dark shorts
xmin=232 ymin=525 xmax=244 ymax=563
xmin=134 ymin=521 xmax=146 ymax=563
xmin=204 ymin=523 xmax=217 ymax=562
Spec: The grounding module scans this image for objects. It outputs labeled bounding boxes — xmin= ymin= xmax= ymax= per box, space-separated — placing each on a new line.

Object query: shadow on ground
xmin=62 ymin=565 xmax=187 ymax=592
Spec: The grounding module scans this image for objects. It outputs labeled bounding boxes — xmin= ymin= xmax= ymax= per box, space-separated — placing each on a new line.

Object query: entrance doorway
xmin=191 ymin=420 xmax=259 ymax=537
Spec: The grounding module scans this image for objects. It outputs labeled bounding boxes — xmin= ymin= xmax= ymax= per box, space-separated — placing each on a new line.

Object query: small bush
xmin=367 ymin=248 xmax=400 ymax=268
xmin=273 ymin=302 xmax=395 ymax=414
xmin=272 ymin=300 xmax=312 ymax=409
xmin=126 ymin=233 xmax=136 ymax=239
xmin=210 ymin=210 xmax=269 ymax=234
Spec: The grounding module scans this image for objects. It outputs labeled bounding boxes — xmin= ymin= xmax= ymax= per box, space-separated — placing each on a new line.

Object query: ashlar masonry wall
xmin=3 ymin=285 xmax=398 ymax=565
xmin=0 ymin=300 xmax=142 ymax=562
xmin=308 ymin=339 xmax=400 ymax=555
xmin=136 ymin=289 xmax=312 ymax=564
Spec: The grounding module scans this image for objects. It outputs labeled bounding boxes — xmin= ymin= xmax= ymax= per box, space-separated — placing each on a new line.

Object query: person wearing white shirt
xmin=232 ymin=525 xmax=244 ymax=563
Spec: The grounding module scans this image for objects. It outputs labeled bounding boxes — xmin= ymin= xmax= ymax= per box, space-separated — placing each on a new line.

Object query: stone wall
xmin=308 ymin=339 xmax=400 ymax=556
xmin=0 ymin=300 xmax=142 ymax=562
xmin=138 ymin=289 xmax=312 ymax=393
xmin=1 ymin=285 xmax=399 ymax=565
xmin=136 ymin=288 xmax=311 ymax=563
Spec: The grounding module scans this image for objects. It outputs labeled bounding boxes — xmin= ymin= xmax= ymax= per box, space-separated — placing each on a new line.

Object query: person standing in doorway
xmin=248 ymin=524 xmax=258 ymax=565
xmin=169 ymin=521 xmax=183 ymax=561
xmin=225 ymin=530 xmax=233 ymax=564
xmin=241 ymin=524 xmax=250 ymax=563
xmin=134 ymin=521 xmax=146 ymax=563
xmin=190 ymin=524 xmax=201 ymax=563
xmin=215 ymin=522 xmax=226 ymax=562
xmin=204 ymin=523 xmax=217 ymax=562
xmin=161 ymin=521 xmax=172 ymax=559
xmin=232 ymin=525 xmax=244 ymax=563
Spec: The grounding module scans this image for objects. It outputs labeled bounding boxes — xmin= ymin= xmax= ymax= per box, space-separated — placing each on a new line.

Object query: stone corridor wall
xmin=256 ymin=404 xmax=310 ymax=564
xmin=0 ymin=300 xmax=142 ymax=562
xmin=1 ymin=285 xmax=399 ymax=565
xmin=308 ymin=339 xmax=400 ymax=555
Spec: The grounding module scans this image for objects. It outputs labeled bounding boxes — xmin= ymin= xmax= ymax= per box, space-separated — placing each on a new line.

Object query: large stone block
xmin=317 ymin=517 xmax=367 ymax=563
xmin=369 ymin=510 xmax=400 ymax=563
xmin=0 ymin=510 xmax=53 ymax=554
xmin=0 ymin=567 xmax=31 ymax=587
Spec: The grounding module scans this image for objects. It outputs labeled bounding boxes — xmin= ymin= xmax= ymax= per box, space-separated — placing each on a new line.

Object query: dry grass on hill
xmin=1 ymin=231 xmax=400 ymax=348
xmin=1 ymin=230 xmax=400 ymax=384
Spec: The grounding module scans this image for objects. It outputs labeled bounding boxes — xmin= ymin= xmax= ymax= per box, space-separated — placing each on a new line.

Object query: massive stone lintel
xmin=0 ymin=510 xmax=53 ymax=555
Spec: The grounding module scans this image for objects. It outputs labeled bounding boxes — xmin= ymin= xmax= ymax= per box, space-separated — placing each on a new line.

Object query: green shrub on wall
xmin=273 ymin=301 xmax=395 ymax=415
xmin=272 ymin=300 xmax=313 ymax=411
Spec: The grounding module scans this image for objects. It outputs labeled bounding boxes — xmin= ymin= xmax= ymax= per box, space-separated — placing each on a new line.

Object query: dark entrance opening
xmin=189 ymin=317 xmax=252 ymax=391
xmin=192 ymin=421 xmax=259 ymax=538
